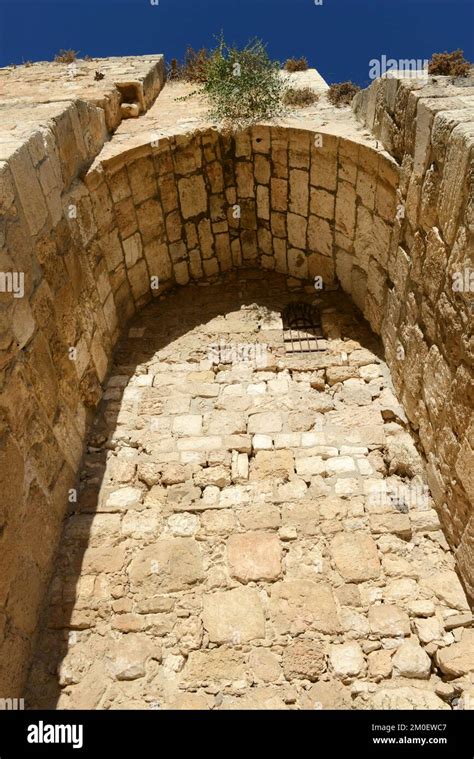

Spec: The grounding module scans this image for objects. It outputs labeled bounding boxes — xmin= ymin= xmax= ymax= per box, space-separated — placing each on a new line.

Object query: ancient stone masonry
xmin=353 ymin=77 xmax=474 ymax=602
xmin=0 ymin=56 xmax=472 ymax=706
xmin=25 ymin=274 xmax=473 ymax=709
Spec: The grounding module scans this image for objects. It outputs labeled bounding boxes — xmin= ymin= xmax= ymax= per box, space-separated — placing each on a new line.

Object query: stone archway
xmin=0 ymin=59 xmax=472 ymax=701
xmin=26 ymin=269 xmax=470 ymax=710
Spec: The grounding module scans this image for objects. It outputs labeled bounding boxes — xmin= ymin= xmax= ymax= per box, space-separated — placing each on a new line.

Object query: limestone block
xmin=422 ymin=570 xmax=470 ymax=611
xmin=235 ymin=162 xmax=255 ymax=198
xmin=82 ymin=545 xmax=127 ymax=574
xmin=202 ymin=587 xmax=265 ymax=642
xmin=368 ymin=604 xmax=411 ymax=637
xmin=301 ymin=680 xmax=351 ymax=710
xmin=250 ymin=450 xmax=294 ymax=481
xmin=269 ymin=580 xmax=341 ymax=635
xmin=270 ymin=178 xmax=288 ymax=212
xmin=287 ymin=213 xmax=307 ymax=249
xmin=128 ymin=156 xmax=157 ymax=204
xmin=172 ymin=414 xmax=203 ymax=436
xmin=206 ymin=412 xmax=246 ymax=435
xmin=375 ymin=180 xmax=396 ymax=223
xmin=289 ymin=130 xmax=311 ymax=169
xmin=310 ymin=187 xmax=335 ymax=220
xmin=335 ymin=180 xmax=356 ymax=239
xmin=370 ymin=513 xmax=412 ymax=539
xmin=0 ymin=161 xmax=17 ymax=216
xmin=287 ymin=248 xmax=308 ymax=279
xmin=436 ymin=629 xmax=474 ymax=676
xmin=368 ymin=649 xmax=393 ymax=680
xmin=289 ymin=169 xmax=309 ymax=215
xmin=254 ymin=154 xmax=271 ymax=184
xmin=308 ymin=215 xmax=333 ymax=256
xmin=308 ymin=252 xmax=336 ymax=285
xmin=173 ymin=134 xmax=202 ymax=175
xmin=330 ymin=532 xmax=381 ymax=582
xmin=282 ymin=640 xmax=326 ymax=681
xmin=392 ymin=640 xmax=431 ymax=679
xmin=128 ymin=538 xmax=204 ymax=592
xmin=167 ymin=512 xmax=200 ymax=537
xmin=239 ymin=504 xmax=281 ymax=531
xmin=414 ymin=617 xmax=443 ymax=644
xmin=178 ymin=175 xmax=207 ymax=219
xmin=182 ymin=649 xmax=247 ymax=685
xmin=281 ymin=502 xmax=320 ymax=536
xmin=455 ymin=438 xmax=474 ymax=503
xmin=438 ymin=124 xmax=474 ymax=245
xmin=249 ymin=648 xmax=281 ymax=683
xmin=356 ymin=169 xmax=376 ymax=210
xmin=330 ymin=642 xmax=365 ymax=679
xmin=335 ymin=249 xmax=353 ymax=294
xmin=123 ymin=232 xmax=143 ymax=267
xmin=369 ymin=687 xmax=449 ymax=710
xmin=227 ymin=532 xmax=281 ymax=582
xmin=248 ymin=412 xmax=282 ymax=434
xmin=194 ymin=465 xmax=230 ymax=488
xmin=256 ymin=184 xmax=270 ymax=220
xmin=295 ymin=456 xmax=325 ymax=478
xmin=310 ymin=151 xmax=337 ymax=191
xmin=9 ymin=146 xmax=48 ymax=235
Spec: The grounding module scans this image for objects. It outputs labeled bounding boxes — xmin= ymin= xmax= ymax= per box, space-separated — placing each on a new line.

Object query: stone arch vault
xmin=0 ymin=56 xmax=472 ymax=696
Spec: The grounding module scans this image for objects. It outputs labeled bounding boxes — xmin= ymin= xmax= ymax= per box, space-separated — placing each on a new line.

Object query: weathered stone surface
xmin=436 ymin=630 xmax=474 ymax=677
xmin=330 ymin=642 xmax=365 ymax=679
xmin=8 ymin=69 xmax=472 ymax=708
xmin=422 ymin=571 xmax=470 ymax=611
xmin=105 ymin=487 xmax=143 ymax=511
xmin=105 ymin=635 xmax=158 ymax=681
xmin=331 ymin=532 xmax=381 ymax=583
xmin=128 ymin=538 xmax=204 ymax=592
xmin=368 ymin=649 xmax=393 ymax=680
xmin=368 ymin=687 xmax=450 ymax=710
xmin=202 ymin=588 xmax=265 ymax=643
xmin=227 ymin=532 xmax=282 ymax=582
xmin=282 ymin=640 xmax=326 ymax=681
xmin=270 ymin=580 xmax=341 ymax=634
xmin=369 ymin=605 xmax=411 ymax=637
xmin=249 ymin=648 xmax=282 ymax=683
xmin=182 ymin=649 xmax=247 ymax=685
xmin=302 ymin=680 xmax=352 ymax=710
xmin=250 ymin=450 xmax=295 ymax=481
xmin=392 ymin=640 xmax=431 ymax=679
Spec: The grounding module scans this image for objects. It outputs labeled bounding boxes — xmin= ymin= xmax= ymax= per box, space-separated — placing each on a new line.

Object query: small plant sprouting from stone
xmin=284 ymin=57 xmax=309 ymax=72
xmin=168 ymin=48 xmax=211 ymax=82
xmin=428 ymin=49 xmax=471 ymax=77
xmin=178 ymin=34 xmax=287 ymax=130
xmin=283 ymin=87 xmax=319 ymax=108
xmin=327 ymin=81 xmax=361 ymax=107
xmin=94 ymin=71 xmax=105 ymax=81
xmin=54 ymin=49 xmax=79 ymax=64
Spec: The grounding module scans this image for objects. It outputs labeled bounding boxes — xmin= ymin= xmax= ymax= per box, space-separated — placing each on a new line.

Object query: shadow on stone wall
xmin=25 ymin=270 xmax=403 ymax=709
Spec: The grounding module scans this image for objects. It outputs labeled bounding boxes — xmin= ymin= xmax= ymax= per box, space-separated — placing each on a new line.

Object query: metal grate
xmin=282 ymin=302 xmax=324 ymax=354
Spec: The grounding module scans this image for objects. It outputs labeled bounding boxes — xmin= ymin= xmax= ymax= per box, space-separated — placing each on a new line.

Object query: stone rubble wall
xmin=24 ymin=275 xmax=473 ymax=710
xmin=0 ymin=59 xmax=472 ymax=696
xmin=353 ymin=76 xmax=474 ymax=602
xmin=0 ymin=56 xmax=165 ymax=695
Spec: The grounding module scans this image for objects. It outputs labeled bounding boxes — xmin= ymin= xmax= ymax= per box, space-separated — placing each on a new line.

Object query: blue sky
xmin=0 ymin=0 xmax=472 ymax=86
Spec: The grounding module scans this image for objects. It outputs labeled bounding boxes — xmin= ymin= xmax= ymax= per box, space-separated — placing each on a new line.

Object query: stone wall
xmin=353 ymin=76 xmax=474 ymax=602
xmin=0 ymin=60 xmax=472 ymax=696
xmin=0 ymin=56 xmax=166 ymax=694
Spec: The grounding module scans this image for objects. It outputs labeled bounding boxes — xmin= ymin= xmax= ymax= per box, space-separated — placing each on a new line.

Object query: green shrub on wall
xmin=197 ymin=36 xmax=286 ymax=130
